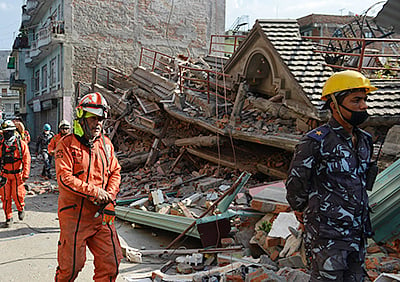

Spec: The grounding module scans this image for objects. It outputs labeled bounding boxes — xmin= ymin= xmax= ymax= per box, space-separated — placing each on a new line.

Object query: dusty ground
xmin=0 ymin=157 xmax=202 ymax=281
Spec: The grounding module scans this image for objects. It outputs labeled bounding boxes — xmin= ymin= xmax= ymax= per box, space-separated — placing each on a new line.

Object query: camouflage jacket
xmin=286 ymin=118 xmax=373 ymax=252
xmin=37 ymin=131 xmax=55 ymax=153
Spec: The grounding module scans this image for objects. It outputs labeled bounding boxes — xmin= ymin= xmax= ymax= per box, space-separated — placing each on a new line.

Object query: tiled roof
xmin=255 ymin=19 xmax=400 ymax=119
xmin=256 ymin=19 xmax=333 ymax=111
xmin=367 ymin=79 xmax=400 ymax=117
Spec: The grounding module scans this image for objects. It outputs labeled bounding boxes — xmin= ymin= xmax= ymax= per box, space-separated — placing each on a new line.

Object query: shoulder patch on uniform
xmin=307 ymin=125 xmax=330 ymax=142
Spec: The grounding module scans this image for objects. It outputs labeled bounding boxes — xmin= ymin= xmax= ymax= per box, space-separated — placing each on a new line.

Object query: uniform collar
xmin=328 ymin=117 xmax=353 ymax=142
xmin=74 ymin=134 xmax=100 ymax=148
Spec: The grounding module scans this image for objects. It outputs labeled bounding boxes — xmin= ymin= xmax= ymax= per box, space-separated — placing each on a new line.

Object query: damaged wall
xmin=69 ymin=0 xmax=225 ymax=82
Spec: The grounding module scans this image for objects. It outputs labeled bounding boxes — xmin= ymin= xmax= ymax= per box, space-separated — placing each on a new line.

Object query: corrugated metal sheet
xmin=369 ymin=157 xmax=400 ymax=243
xmin=115 ymin=206 xmax=200 ymax=238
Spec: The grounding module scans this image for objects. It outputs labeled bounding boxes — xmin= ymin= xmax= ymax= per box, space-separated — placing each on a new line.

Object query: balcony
xmin=25 ymin=20 xmax=65 ymax=66
xmin=22 ymin=0 xmax=50 ymax=26
xmin=9 ymin=72 xmax=25 ymax=90
xmin=13 ymin=36 xmax=29 ymax=49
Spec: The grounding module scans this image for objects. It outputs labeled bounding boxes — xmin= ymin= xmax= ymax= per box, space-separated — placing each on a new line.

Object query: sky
xmin=225 ymin=0 xmax=386 ymax=30
xmin=0 ymin=0 xmax=386 ymax=50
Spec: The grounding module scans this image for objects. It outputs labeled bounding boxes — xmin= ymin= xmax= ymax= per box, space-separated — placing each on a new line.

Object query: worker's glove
xmin=279 ymin=228 xmax=303 ymax=258
xmin=102 ymin=202 xmax=116 ymax=225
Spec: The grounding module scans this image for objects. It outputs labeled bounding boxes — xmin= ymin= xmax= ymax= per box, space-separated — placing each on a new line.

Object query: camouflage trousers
xmin=310 ymin=248 xmax=365 ymax=282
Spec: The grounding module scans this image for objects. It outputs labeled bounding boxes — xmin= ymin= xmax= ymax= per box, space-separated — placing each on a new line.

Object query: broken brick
xmin=262 ymin=236 xmax=282 ymax=248
xmin=250 ymin=199 xmax=290 ymax=214
xmin=365 ymin=257 xmax=380 ymax=270
xmin=225 ymin=273 xmax=243 ymax=282
xmin=221 ymin=237 xmax=235 ymax=247
xmin=270 ymin=250 xmax=280 ymax=261
xmin=366 ymin=270 xmax=379 ymax=281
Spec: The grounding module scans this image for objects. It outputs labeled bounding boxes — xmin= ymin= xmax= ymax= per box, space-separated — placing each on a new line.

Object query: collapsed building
xmin=75 ymin=16 xmax=400 ymax=281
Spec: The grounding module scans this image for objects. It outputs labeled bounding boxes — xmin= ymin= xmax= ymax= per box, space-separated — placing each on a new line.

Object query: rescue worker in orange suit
xmin=0 ymin=120 xmax=31 ymax=227
xmin=54 ymin=92 xmax=122 ymax=281
xmin=48 ymin=119 xmax=71 ymax=157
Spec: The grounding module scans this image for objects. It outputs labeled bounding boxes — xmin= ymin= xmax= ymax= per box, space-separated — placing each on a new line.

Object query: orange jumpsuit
xmin=0 ymin=138 xmax=31 ymax=220
xmin=54 ymin=133 xmax=122 ymax=281
xmin=48 ymin=133 xmax=63 ymax=156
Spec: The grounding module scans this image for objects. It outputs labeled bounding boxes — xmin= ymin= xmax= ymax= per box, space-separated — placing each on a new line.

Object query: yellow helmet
xmin=321 ymin=70 xmax=378 ymax=100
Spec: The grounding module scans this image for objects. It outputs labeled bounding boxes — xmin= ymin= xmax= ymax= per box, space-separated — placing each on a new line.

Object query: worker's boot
xmin=5 ymin=218 xmax=13 ymax=228
xmin=18 ymin=209 xmax=25 ymax=221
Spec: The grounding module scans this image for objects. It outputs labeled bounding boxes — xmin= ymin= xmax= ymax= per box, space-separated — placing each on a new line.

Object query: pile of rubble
xmin=115 ymin=165 xmax=400 ymax=281
xmin=72 ymin=47 xmax=400 ymax=280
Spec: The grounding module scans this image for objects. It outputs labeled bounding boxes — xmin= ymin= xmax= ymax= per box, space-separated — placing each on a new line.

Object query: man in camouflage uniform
xmin=286 ymin=70 xmax=377 ymax=281
xmin=36 ymin=123 xmax=54 ymax=179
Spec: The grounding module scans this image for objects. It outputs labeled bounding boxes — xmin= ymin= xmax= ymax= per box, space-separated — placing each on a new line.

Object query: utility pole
xmin=339 ymin=8 xmax=345 ymax=16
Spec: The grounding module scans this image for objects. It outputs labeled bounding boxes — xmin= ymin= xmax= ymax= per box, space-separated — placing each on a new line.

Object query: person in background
xmin=48 ymin=119 xmax=71 ymax=157
xmin=0 ymin=120 xmax=31 ymax=227
xmin=285 ymin=70 xmax=377 ymax=281
xmin=36 ymin=123 xmax=54 ymax=179
xmin=13 ymin=118 xmax=31 ymax=144
xmin=54 ymin=92 xmax=122 ymax=281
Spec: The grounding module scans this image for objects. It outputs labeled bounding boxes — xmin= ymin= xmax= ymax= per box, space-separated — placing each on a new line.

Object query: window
xmin=50 ymin=58 xmax=57 ymax=86
xmin=34 ymin=70 xmax=40 ymax=92
xmin=57 ymin=54 xmax=61 ymax=83
xmin=14 ymin=103 xmax=20 ymax=114
xmin=365 ymin=32 xmax=373 ymax=38
xmin=5 ymin=103 xmax=12 ymax=112
xmin=42 ymin=65 xmax=48 ymax=89
xmin=2 ymin=88 xmax=7 ymax=94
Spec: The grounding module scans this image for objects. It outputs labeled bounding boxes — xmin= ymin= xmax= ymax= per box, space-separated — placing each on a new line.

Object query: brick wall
xmin=70 ymin=0 xmax=225 ymax=83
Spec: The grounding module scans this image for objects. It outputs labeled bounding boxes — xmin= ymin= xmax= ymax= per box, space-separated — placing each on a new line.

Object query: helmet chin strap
xmin=330 ymin=94 xmax=353 ymax=128
xmin=81 ymin=118 xmax=95 ymax=142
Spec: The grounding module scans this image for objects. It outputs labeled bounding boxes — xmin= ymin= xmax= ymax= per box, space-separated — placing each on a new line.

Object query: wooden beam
xmin=256 ymin=163 xmax=287 ymax=179
xmin=230 ymin=82 xmax=246 ymax=126
xmin=167 ymin=147 xmax=187 ymax=174
xmin=145 ymin=118 xmax=171 ymax=167
xmin=174 ymin=135 xmax=220 ymax=147
xmin=177 ymin=202 xmax=194 ymax=218
xmin=108 ymin=120 xmax=121 ymax=140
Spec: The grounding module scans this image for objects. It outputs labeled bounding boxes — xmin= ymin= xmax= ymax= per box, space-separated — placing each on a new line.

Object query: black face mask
xmin=340 ymin=104 xmax=369 ymax=126
xmin=3 ymin=131 xmax=14 ymax=141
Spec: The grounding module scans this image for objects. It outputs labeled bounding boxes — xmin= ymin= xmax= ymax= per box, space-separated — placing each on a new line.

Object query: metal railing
xmin=303 ymin=36 xmax=400 ymax=77
xmin=209 ymin=34 xmax=246 ymax=57
xmin=27 ymin=20 xmax=65 ymax=61
xmin=178 ymin=65 xmax=232 ymax=103
xmin=139 ymin=47 xmax=176 ymax=78
xmin=94 ymin=67 xmax=130 ymax=92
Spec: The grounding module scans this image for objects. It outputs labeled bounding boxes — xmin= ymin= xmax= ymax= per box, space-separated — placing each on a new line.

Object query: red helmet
xmin=76 ymin=92 xmax=109 ymax=119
